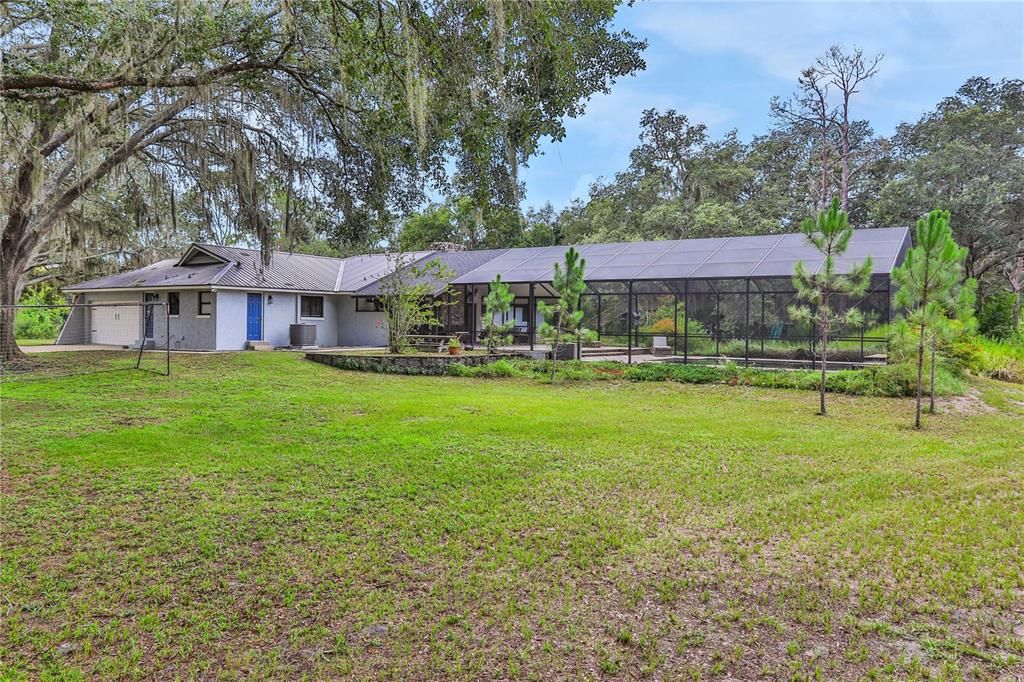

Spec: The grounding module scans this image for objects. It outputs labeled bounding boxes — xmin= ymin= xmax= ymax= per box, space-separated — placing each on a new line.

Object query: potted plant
xmin=448 ymin=336 xmax=462 ymax=356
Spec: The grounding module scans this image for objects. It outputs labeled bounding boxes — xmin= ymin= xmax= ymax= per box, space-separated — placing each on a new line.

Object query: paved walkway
xmin=21 ymin=344 xmax=218 ymax=355
xmin=21 ymin=344 xmax=124 ymax=354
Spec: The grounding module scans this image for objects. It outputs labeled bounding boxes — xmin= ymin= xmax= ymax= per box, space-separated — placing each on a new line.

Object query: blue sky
xmin=519 ymin=1 xmax=1024 ymax=210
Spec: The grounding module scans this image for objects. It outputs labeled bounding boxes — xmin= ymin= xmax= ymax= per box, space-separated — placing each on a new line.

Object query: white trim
xmin=196 ymin=315 xmax=211 ymax=319
xmin=64 ymin=285 xmax=354 ymax=295
xmin=175 ymin=243 xmax=229 ymax=267
xmin=66 ymin=285 xmax=213 ymax=293
xmin=333 ymin=261 xmax=346 ymax=292
xmin=299 ymin=316 xmax=325 ymax=321
xmin=216 ymin=285 xmax=351 ymax=294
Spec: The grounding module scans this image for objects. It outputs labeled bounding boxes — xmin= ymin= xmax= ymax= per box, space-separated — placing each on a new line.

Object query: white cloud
xmin=634 ymin=1 xmax=1020 ymax=84
xmin=569 ymin=173 xmax=597 ymax=203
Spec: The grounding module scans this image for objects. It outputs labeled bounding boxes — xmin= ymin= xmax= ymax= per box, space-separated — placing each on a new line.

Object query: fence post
xmin=627 ymin=280 xmax=633 ymax=365
xmin=673 ymin=290 xmax=678 ymax=356
xmin=744 ymin=278 xmax=750 ymax=367
xmin=683 ymin=279 xmax=689 ymax=364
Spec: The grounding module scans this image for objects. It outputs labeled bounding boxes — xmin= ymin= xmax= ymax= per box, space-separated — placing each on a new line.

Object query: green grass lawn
xmin=2 ymin=352 xmax=1023 ymax=680
xmin=13 ymin=338 xmax=56 ymax=346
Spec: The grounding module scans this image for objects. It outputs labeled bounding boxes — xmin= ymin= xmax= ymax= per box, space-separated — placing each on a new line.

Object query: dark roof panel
xmin=66 ymin=227 xmax=910 ymax=295
xmin=450 ymin=227 xmax=910 ymax=284
xmin=354 ymin=249 xmax=509 ymax=296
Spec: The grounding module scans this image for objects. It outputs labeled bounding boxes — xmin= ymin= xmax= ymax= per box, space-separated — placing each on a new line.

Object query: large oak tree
xmin=0 ymin=0 xmax=644 ymax=359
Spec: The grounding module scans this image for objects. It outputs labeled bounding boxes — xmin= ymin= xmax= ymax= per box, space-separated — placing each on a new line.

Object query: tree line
xmin=399 ymin=53 xmax=1022 ymax=324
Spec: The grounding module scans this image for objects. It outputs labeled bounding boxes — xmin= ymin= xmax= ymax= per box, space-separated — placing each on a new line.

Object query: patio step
xmin=581 ymin=346 xmax=651 ymax=357
xmin=246 ymin=341 xmax=274 ymax=351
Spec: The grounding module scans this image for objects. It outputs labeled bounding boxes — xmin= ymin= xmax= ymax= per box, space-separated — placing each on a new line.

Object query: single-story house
xmin=59 ymin=227 xmax=912 ymax=360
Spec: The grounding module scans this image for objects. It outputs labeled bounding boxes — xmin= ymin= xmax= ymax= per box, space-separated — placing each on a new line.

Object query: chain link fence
xmin=1 ymin=303 xmax=171 ymax=379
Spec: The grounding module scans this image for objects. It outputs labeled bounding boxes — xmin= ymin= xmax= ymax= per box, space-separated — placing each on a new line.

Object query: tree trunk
xmin=839 ymin=108 xmax=850 ymax=211
xmin=550 ymin=309 xmax=562 ymax=383
xmin=1 ymin=223 xmax=32 ymax=363
xmin=914 ymin=321 xmax=926 ymax=429
xmin=819 ymin=317 xmax=828 ymax=416
xmin=928 ymin=335 xmax=937 ymax=414
xmin=0 ymin=275 xmax=26 ymax=363
xmin=1013 ymin=288 xmax=1022 ymax=332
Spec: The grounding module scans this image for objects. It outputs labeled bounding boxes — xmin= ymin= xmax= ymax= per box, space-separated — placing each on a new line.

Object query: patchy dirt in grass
xmin=938 ymin=388 xmax=1000 ymax=415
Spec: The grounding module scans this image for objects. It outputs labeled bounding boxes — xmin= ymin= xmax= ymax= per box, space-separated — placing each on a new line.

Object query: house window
xmin=168 ymin=292 xmax=180 ymax=316
xmin=300 ymin=295 xmax=324 ymax=318
xmin=198 ymin=291 xmax=212 ymax=317
xmin=355 ymin=296 xmax=383 ymax=312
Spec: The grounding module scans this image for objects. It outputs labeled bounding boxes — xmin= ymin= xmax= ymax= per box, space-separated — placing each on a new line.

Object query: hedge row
xmin=445 ymin=358 xmax=966 ymax=398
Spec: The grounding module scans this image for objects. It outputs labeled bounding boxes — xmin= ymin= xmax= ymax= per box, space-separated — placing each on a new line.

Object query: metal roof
xmin=450 ymin=227 xmax=911 ymax=285
xmin=65 ymin=243 xmax=430 ymax=293
xmin=354 ymin=249 xmax=508 ymax=296
xmin=65 ymin=228 xmax=910 ymax=295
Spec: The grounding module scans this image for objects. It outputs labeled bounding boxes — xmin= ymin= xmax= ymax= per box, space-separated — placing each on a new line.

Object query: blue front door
xmin=246 ymin=293 xmax=262 ymax=341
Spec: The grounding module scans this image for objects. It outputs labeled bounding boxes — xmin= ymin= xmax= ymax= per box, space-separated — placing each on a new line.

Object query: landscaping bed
xmin=306 ymin=350 xmax=517 ymax=375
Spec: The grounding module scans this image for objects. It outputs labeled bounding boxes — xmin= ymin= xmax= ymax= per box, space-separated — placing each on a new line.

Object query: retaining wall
xmin=305 ymin=352 xmax=516 ymax=375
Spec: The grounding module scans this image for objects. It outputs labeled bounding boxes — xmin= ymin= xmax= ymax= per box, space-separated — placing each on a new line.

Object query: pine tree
xmin=892 ymin=210 xmax=969 ymax=427
xmin=480 ymin=275 xmax=515 ymax=353
xmin=790 ymin=198 xmax=874 ymax=415
xmin=538 ymin=248 xmax=587 ymax=381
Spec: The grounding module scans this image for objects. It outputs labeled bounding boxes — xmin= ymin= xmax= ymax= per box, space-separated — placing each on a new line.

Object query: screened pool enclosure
xmin=439 ymin=227 xmax=911 ymax=367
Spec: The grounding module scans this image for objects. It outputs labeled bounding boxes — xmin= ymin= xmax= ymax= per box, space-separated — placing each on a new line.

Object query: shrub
xmin=978 ymin=292 xmax=1017 ymax=340
xmin=648 ymin=318 xmax=676 ymax=335
xmin=15 ymin=284 xmax=67 ymax=340
xmin=626 ymin=363 xmax=726 ymax=384
xmin=442 ymin=354 xmax=971 ymax=398
xmin=446 ymin=358 xmax=527 ymax=378
xmin=965 ymin=336 xmax=1024 ymax=384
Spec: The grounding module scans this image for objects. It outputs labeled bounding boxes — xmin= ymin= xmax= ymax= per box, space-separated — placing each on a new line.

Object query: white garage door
xmin=91 ymin=306 xmax=140 ymax=346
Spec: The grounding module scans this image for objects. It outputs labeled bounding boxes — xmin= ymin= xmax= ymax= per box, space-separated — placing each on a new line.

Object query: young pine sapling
xmin=479 ymin=275 xmax=515 ymax=353
xmin=537 ymin=247 xmax=587 ymax=381
xmin=790 ymin=198 xmax=873 ymax=416
xmin=891 ymin=210 xmax=969 ymax=427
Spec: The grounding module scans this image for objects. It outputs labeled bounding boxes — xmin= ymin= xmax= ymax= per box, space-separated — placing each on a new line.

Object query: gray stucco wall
xmin=67 ymin=290 xmax=217 ymax=350
xmin=336 ymin=295 xmax=387 ymax=347
xmin=55 ymin=295 xmax=90 ymax=344
xmin=167 ymin=290 xmax=217 ymax=350
xmin=65 ymin=288 xmax=374 ymax=350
